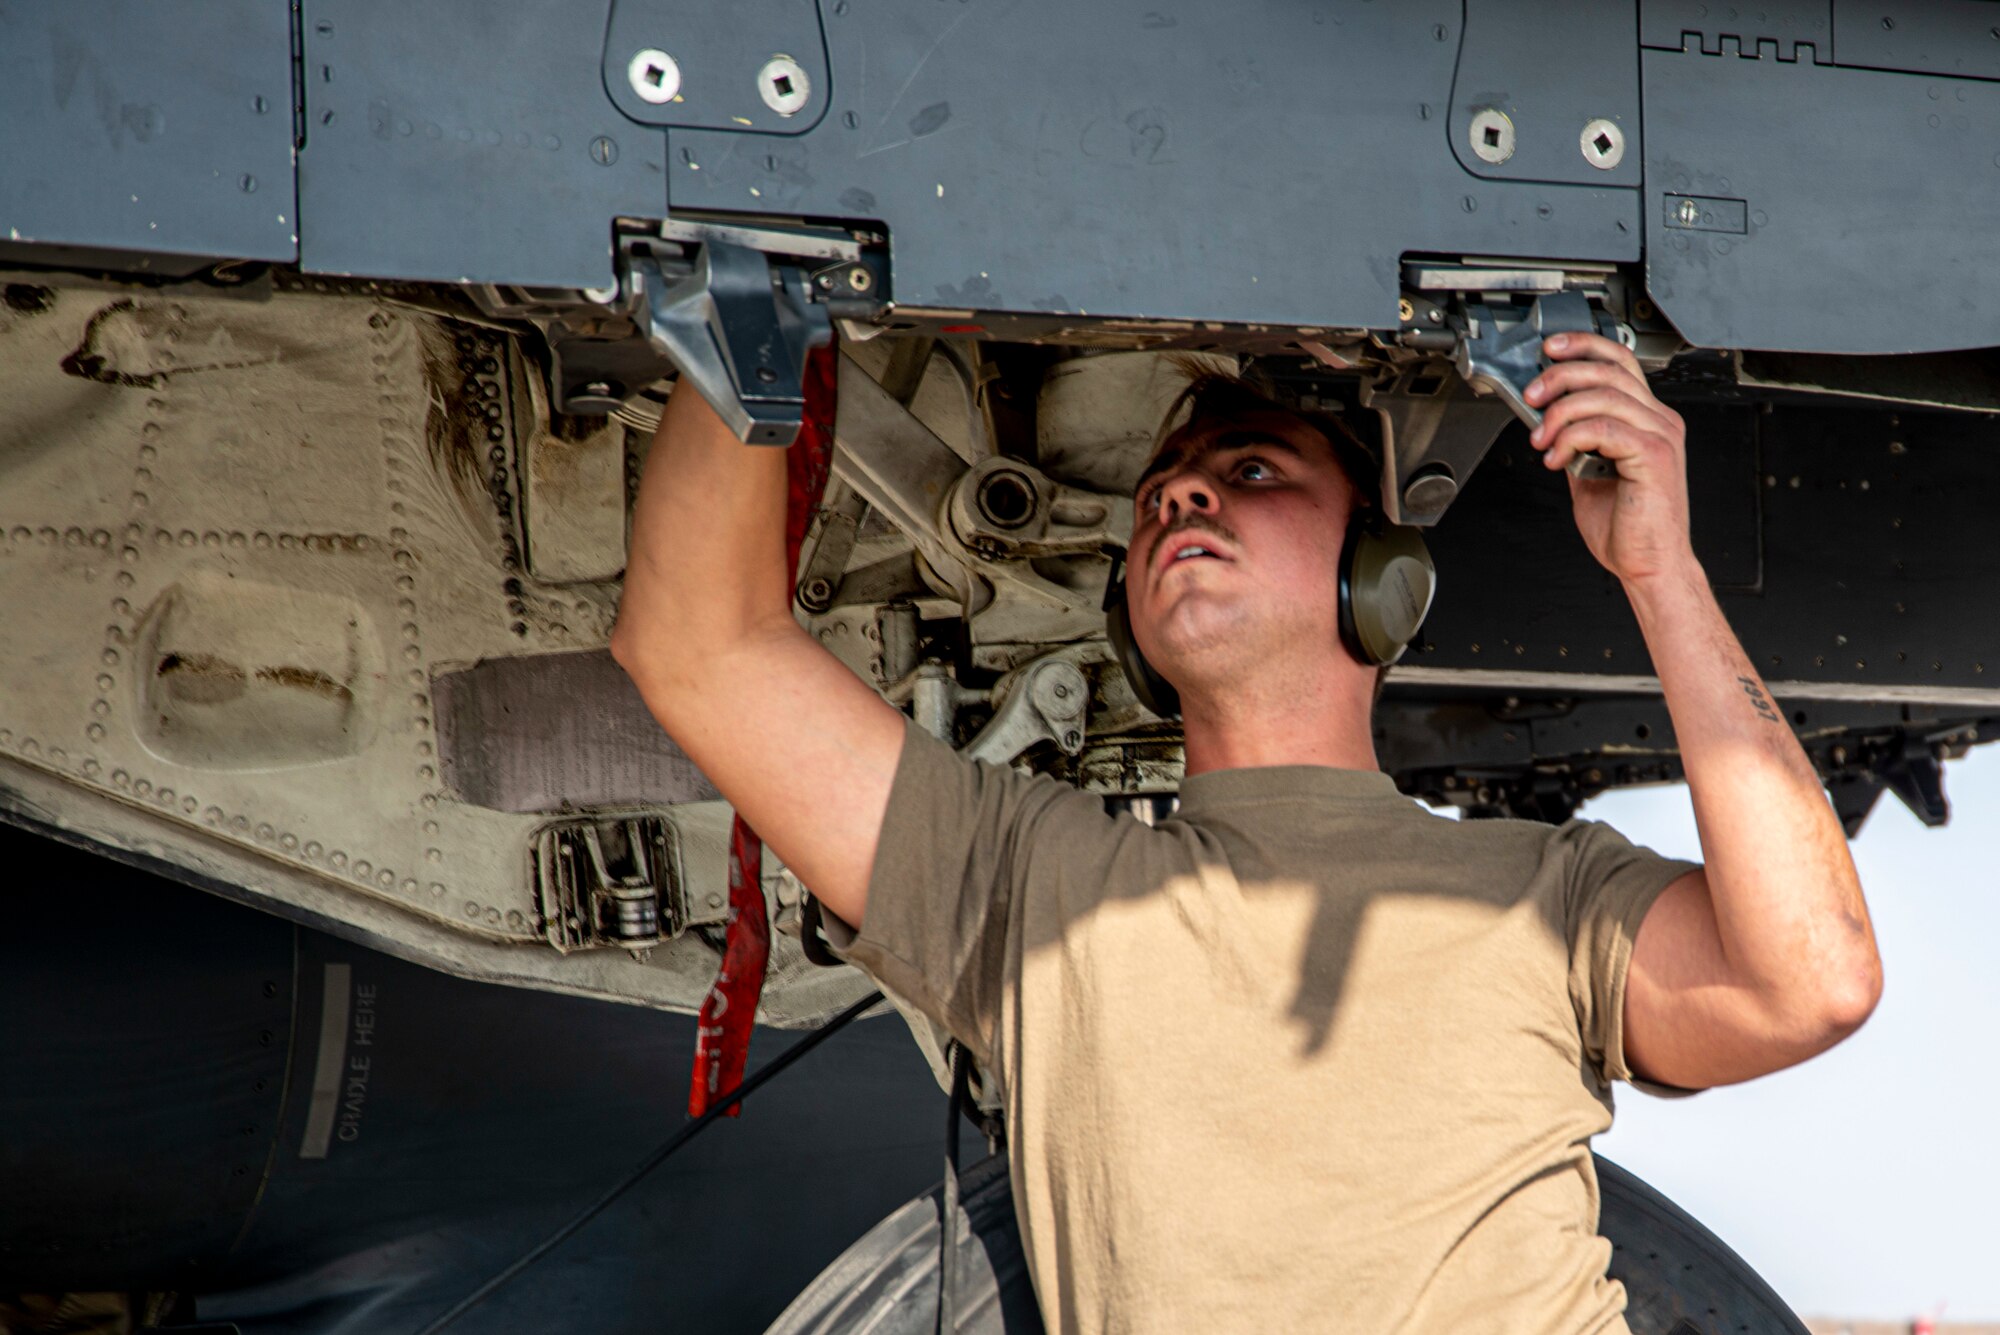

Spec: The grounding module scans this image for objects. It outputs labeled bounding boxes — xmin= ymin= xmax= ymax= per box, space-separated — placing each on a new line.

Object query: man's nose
xmin=1157 ymin=470 xmax=1217 ymax=523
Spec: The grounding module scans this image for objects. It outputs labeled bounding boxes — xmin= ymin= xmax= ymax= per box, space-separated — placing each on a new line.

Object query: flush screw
xmin=628 ymin=49 xmax=682 ymax=105
xmin=1580 ymin=118 xmax=1625 ymax=169
xmin=1469 ymin=108 xmax=1515 ymax=165
xmin=758 ymin=56 xmax=811 ymax=117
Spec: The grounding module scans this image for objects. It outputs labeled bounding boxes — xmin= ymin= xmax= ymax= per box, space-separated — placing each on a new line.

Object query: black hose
xmin=416 ymin=989 xmax=887 ymax=1335
xmin=937 ymin=1041 xmax=971 ymax=1335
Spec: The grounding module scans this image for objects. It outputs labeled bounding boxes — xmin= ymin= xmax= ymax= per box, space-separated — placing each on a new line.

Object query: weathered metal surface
xmin=0 ymin=278 xmax=880 ymax=1024
xmin=435 ymin=650 xmax=721 ymax=813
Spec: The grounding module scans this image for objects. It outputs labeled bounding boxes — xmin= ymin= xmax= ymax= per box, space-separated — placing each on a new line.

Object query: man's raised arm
xmin=609 ymin=379 xmax=906 ymax=929
xmin=1525 ymin=333 xmax=1884 ymax=1090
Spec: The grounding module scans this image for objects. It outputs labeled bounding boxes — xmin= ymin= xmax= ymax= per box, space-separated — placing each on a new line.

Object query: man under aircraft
xmin=611 ymin=331 xmax=1882 ymax=1334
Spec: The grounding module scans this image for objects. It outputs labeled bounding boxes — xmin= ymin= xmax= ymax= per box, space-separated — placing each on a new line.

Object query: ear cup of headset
xmin=1106 ymin=514 xmax=1435 ymax=717
xmin=1105 ymin=581 xmax=1182 ymax=719
xmin=1338 ymin=513 xmax=1437 ymax=666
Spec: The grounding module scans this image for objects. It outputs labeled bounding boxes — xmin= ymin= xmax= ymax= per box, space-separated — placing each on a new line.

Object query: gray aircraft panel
xmin=664 ymin=0 xmax=1641 ymax=328
xmin=1638 ymin=0 xmax=1832 ymax=61
xmin=0 ymin=3 xmax=295 ymax=264
xmin=1450 ymin=0 xmax=1642 ymax=188
xmin=296 ymin=0 xmax=668 ymax=289
xmin=1833 ymin=0 xmax=2000 ymax=82
xmin=1642 ymin=46 xmax=2000 ymax=353
xmin=602 ymin=0 xmax=832 ymax=136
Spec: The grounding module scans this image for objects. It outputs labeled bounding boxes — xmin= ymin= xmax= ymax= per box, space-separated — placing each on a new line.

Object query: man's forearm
xmin=612 ymin=386 xmax=795 ymax=693
xmin=607 ymin=379 xmax=908 ymax=924
xmin=1624 ymin=556 xmax=1882 ymax=1032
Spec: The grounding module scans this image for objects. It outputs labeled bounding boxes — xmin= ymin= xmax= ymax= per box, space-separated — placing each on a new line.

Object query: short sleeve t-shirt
xmin=836 ymin=719 xmax=1698 ymax=1335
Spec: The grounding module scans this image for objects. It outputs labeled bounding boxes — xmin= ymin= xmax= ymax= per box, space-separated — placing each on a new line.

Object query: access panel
xmin=0 ymin=2 xmax=296 ymax=267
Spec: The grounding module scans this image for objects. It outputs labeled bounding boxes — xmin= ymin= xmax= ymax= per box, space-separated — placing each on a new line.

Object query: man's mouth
xmin=1150 ymin=523 xmax=1237 ymax=580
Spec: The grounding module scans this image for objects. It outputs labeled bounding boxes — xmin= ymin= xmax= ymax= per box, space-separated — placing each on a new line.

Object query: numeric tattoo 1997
xmin=1737 ymin=676 xmax=1783 ymax=725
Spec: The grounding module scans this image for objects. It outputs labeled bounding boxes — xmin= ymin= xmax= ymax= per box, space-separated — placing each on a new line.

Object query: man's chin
xmin=1144 ymin=599 xmax=1258 ymax=672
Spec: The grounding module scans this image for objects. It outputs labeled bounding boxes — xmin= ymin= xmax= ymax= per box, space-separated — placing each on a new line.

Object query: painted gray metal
xmin=667 ymin=0 xmax=1641 ymax=327
xmin=603 ymin=0 xmax=832 ymax=134
xmin=1638 ymin=0 xmax=1833 ymax=62
xmin=295 ymin=0 xmax=668 ymax=288
xmin=1641 ymin=46 xmax=2000 ymax=353
xmin=0 ymin=3 xmax=296 ymax=264
xmin=9 ymin=2 xmax=2000 ymax=356
xmin=1450 ymin=1 xmax=1642 ymax=188
xmin=1834 ymin=0 xmax=2000 ymax=82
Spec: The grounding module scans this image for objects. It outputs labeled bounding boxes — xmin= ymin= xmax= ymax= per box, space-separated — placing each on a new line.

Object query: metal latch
xmin=620 ymin=220 xmax=884 ymax=446
xmin=533 ymin=813 xmax=722 ymax=952
xmin=1366 ymin=287 xmax=1636 ymax=525
xmin=1451 ymin=291 xmax=1629 ymax=482
xmin=630 ymin=239 xmax=830 ymax=446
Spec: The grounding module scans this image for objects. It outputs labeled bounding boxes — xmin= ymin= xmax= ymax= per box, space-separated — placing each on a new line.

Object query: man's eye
xmin=1138 ymin=487 xmax=1161 ymax=513
xmin=1235 ymin=458 xmax=1272 ymax=481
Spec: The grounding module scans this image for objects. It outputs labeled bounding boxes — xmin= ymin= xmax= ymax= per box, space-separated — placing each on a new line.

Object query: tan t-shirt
xmin=838 ymin=720 xmax=1698 ymax=1335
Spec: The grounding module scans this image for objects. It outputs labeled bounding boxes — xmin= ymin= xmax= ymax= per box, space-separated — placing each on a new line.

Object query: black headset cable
xmin=416 ymin=988 xmax=888 ymax=1335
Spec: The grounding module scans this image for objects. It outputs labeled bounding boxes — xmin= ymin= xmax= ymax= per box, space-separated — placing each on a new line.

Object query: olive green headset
xmin=1103 ymin=509 xmax=1436 ymax=719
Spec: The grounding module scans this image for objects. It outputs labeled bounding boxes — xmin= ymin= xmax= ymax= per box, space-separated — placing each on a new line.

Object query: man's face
xmin=1127 ymin=408 xmax=1362 ymax=683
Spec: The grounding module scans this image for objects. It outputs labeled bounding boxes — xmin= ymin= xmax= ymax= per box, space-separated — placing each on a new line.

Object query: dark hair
xmin=1152 ymin=361 xmax=1380 ymax=510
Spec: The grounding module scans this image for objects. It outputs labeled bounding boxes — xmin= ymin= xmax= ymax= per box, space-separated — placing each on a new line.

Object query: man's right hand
xmin=609 ymin=373 xmax=906 ymax=931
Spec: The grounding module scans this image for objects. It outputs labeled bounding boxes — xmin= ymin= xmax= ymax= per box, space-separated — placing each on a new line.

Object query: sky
xmin=1584 ymin=743 xmax=2000 ymax=1323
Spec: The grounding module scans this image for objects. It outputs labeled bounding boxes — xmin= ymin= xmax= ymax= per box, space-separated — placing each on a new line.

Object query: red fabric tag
xmin=688 ymin=818 xmax=770 ymax=1118
xmin=687 ymin=345 xmax=838 ymax=1119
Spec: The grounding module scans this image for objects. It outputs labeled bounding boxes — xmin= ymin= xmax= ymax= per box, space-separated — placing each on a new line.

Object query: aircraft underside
xmin=4 ymin=3 xmax=1991 ymax=1330
xmin=5 ymin=0 xmax=2000 ymax=1021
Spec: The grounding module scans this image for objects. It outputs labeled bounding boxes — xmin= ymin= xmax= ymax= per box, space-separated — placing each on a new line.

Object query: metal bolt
xmin=1397 ymin=297 xmax=1415 ymax=323
xmin=846 ymin=265 xmax=874 ymax=293
xmin=1881 ymin=15 xmax=1895 ymax=29
xmin=628 ymin=49 xmax=682 ymax=105
xmin=580 ymin=380 xmax=614 ymax=399
xmin=800 ymin=576 xmax=836 ymax=610
xmin=758 ymin=56 xmax=811 ymax=117
xmin=589 ymin=135 xmax=619 ymax=165
xmin=1676 ymin=197 xmax=1700 ymax=226
xmin=1468 ymin=108 xmax=1514 ymax=165
xmin=1052 ymin=682 xmax=1070 ymax=699
xmin=1580 ymin=118 xmax=1624 ymax=169
xmin=239 ymin=174 xmax=257 ymax=194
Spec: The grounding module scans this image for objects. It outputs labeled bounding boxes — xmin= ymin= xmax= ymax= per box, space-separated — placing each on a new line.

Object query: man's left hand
xmin=1523 ymin=332 xmax=1694 ymax=586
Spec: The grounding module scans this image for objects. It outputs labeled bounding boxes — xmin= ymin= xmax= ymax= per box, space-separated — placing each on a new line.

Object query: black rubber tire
xmin=1597 ymin=1157 xmax=1810 ymax=1335
xmin=764 ymin=1154 xmax=1808 ymax=1335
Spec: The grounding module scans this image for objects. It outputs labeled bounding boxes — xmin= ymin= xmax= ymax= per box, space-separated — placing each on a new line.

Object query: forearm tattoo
xmin=1737 ymin=675 xmax=1783 ymax=725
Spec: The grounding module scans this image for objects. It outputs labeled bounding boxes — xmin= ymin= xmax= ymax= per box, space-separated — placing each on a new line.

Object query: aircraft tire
xmin=764 ymin=1153 xmax=1809 ymax=1335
